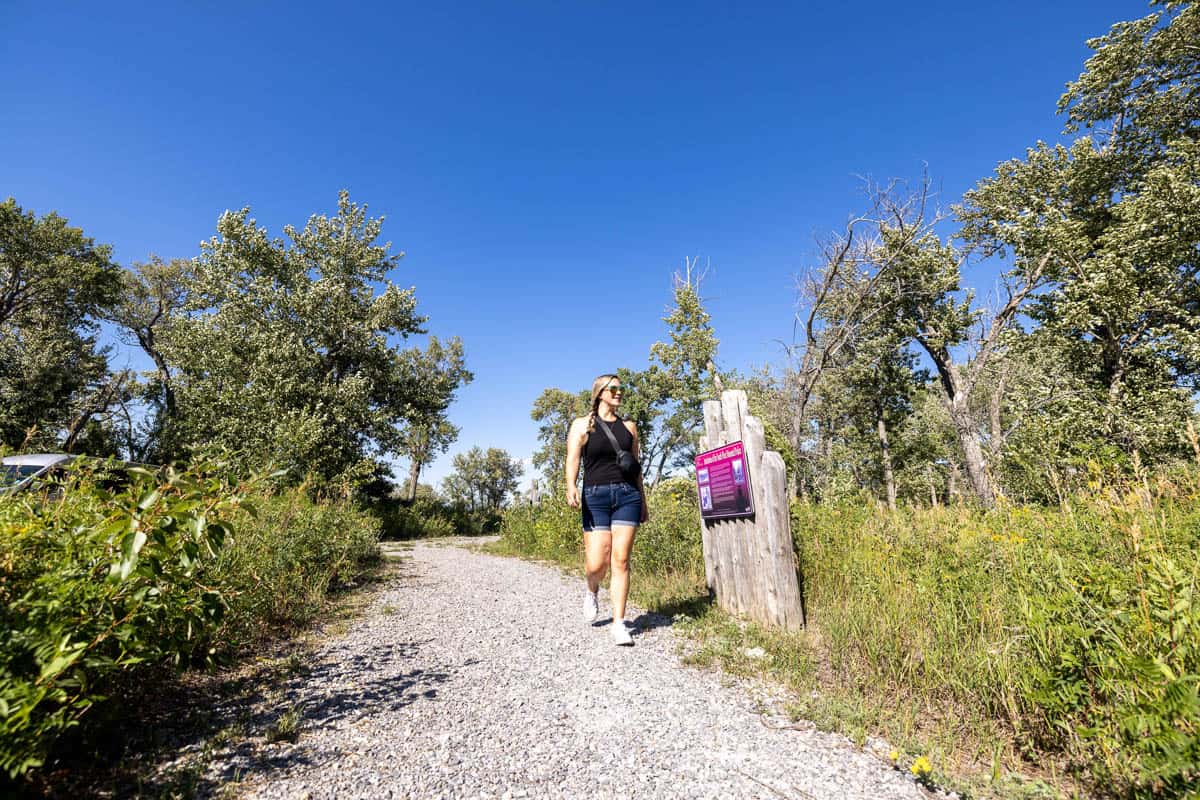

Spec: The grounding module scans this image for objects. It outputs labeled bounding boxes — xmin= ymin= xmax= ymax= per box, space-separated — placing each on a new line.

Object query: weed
xmin=264 ymin=705 xmax=304 ymax=744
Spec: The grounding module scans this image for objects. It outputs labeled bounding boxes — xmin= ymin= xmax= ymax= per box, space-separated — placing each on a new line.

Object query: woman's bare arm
xmin=565 ymin=417 xmax=587 ymax=507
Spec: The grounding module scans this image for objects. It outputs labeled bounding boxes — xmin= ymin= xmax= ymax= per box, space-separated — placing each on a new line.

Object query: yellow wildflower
xmin=910 ymin=755 xmax=932 ymax=777
xmin=888 ymin=749 xmax=899 ymax=762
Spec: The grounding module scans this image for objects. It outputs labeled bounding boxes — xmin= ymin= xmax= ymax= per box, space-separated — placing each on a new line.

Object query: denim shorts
xmin=581 ymin=482 xmax=643 ymax=532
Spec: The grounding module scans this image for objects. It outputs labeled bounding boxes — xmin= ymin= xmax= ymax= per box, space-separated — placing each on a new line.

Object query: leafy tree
xmin=395 ymin=336 xmax=472 ymax=500
xmin=109 ymin=257 xmax=192 ymax=460
xmin=641 ymin=265 xmax=721 ymax=482
xmin=441 ymin=446 xmax=522 ymax=512
xmin=822 ymin=326 xmax=926 ymax=510
xmin=164 ymin=191 xmax=439 ymax=484
xmin=881 ymin=218 xmax=1042 ymax=509
xmin=0 ymin=198 xmax=121 ymax=329
xmin=958 ymin=0 xmax=1200 ymax=462
xmin=797 ymin=179 xmax=1038 ymax=508
xmin=0 ymin=199 xmax=123 ymax=450
xmin=530 ymin=386 xmax=589 ymax=488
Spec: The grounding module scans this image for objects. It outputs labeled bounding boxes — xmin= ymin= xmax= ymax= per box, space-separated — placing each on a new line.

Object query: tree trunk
xmin=404 ymin=458 xmax=422 ymax=503
xmin=877 ymin=415 xmax=896 ymax=511
xmin=653 ymin=451 xmax=668 ymax=485
xmin=63 ymin=373 xmax=127 ymax=453
xmin=136 ymin=329 xmax=175 ymax=417
xmin=950 ymin=404 xmax=995 ymax=508
xmin=921 ymin=342 xmax=998 ymax=509
xmin=989 ymin=367 xmax=1007 ymax=460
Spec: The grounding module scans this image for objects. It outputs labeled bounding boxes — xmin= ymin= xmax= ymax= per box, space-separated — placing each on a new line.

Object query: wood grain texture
xmin=700 ymin=390 xmax=805 ymax=630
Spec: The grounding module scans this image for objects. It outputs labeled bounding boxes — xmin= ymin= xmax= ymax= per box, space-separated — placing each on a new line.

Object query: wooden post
xmin=699 ymin=390 xmax=805 ymax=630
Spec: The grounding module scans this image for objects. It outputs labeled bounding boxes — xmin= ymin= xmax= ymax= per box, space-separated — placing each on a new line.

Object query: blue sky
xmin=1 ymin=1 xmax=1148 ymax=488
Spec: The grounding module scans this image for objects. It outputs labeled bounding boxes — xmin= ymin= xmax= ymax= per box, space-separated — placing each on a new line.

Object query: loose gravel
xmin=205 ymin=540 xmax=935 ymax=799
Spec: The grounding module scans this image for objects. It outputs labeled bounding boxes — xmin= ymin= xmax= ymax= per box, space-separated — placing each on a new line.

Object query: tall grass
xmin=213 ymin=487 xmax=381 ymax=634
xmin=792 ymin=465 xmax=1200 ymax=796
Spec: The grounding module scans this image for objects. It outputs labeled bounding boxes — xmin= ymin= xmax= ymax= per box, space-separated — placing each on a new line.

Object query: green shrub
xmin=374 ymin=497 xmax=454 ymax=539
xmin=0 ymin=463 xmax=381 ymax=780
xmin=1013 ymin=477 xmax=1200 ymax=796
xmin=373 ymin=496 xmax=499 ymax=539
xmin=212 ymin=487 xmax=381 ymax=634
xmin=499 ymin=494 xmax=580 ymax=564
xmin=0 ymin=463 xmax=247 ymax=777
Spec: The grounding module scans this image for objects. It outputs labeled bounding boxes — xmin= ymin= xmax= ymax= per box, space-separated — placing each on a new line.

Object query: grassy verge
xmin=498 ymin=469 xmax=1200 ymax=799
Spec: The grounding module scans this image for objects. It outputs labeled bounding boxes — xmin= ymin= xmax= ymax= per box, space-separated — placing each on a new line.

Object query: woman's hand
xmin=566 ymin=484 xmax=580 ymax=508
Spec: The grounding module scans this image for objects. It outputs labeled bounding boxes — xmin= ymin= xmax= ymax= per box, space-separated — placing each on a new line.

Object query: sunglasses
xmin=605 ymin=384 xmax=624 ymax=395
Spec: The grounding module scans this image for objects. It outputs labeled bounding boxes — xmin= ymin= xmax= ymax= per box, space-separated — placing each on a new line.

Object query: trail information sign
xmin=694 ymin=440 xmax=754 ymax=521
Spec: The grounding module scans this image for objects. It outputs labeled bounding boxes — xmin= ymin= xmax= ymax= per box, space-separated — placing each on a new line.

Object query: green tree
xmin=165 ymin=191 xmax=441 ymax=484
xmin=958 ymin=0 xmax=1200 ymax=462
xmin=109 ymin=256 xmax=192 ymax=461
xmin=641 ymin=264 xmax=721 ymax=482
xmin=822 ymin=327 xmax=926 ymax=510
xmin=881 ymin=220 xmax=1038 ymax=509
xmin=794 ymin=179 xmax=1035 ymax=508
xmin=441 ymin=446 xmax=522 ymax=512
xmin=530 ymin=386 xmax=589 ymax=488
xmin=0 ymin=199 xmax=123 ymax=450
xmin=395 ymin=336 xmax=472 ymax=501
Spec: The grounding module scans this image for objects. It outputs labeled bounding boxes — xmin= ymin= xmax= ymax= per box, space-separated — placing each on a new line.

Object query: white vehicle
xmin=0 ymin=454 xmax=76 ymax=494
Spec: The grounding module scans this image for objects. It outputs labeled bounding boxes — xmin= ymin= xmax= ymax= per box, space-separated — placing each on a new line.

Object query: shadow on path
xmin=201 ymin=639 xmax=459 ymax=790
xmin=586 ymin=590 xmax=713 ymax=634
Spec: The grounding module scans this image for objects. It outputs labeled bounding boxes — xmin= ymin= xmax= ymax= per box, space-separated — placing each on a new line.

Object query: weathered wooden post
xmin=697 ymin=390 xmax=804 ymax=630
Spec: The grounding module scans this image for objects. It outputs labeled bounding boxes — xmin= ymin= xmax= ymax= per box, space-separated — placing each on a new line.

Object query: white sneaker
xmin=582 ymin=590 xmax=599 ymax=622
xmin=610 ymin=620 xmax=633 ymax=646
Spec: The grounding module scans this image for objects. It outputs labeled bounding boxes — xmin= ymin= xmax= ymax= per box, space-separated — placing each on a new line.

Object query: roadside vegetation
xmin=0 ymin=461 xmax=381 ymax=781
xmin=504 ymin=5 xmax=1200 ymax=797
xmin=500 ymin=460 xmax=1200 ymax=798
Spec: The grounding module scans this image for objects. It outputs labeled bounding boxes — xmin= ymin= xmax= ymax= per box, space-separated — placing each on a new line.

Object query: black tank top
xmin=582 ymin=415 xmax=634 ymax=486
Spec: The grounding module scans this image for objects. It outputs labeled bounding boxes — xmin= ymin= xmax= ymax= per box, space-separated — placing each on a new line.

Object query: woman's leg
xmin=609 ymin=524 xmax=636 ymax=621
xmin=583 ymin=529 xmax=612 ymax=593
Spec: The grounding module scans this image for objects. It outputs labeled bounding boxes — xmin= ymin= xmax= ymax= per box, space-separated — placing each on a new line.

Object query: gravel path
xmin=215 ymin=540 xmax=932 ymax=800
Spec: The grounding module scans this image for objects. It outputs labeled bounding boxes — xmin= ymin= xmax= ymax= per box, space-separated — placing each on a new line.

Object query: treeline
xmin=1 ymin=191 xmax=471 ymax=494
xmin=531 ymin=2 xmax=1199 ymax=508
xmin=772 ymin=2 xmax=1199 ymax=505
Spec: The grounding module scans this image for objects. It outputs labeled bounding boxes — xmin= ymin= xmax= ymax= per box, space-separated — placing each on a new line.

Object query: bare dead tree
xmin=782 ymin=178 xmax=936 ymax=494
xmin=788 ymin=174 xmax=1051 ymax=507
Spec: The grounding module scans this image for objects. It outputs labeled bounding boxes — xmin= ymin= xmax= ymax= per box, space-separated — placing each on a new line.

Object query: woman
xmin=565 ymin=373 xmax=648 ymax=646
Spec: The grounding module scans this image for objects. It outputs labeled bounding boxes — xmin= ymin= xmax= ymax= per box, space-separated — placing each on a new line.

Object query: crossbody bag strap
xmin=596 ymin=416 xmax=627 ymax=460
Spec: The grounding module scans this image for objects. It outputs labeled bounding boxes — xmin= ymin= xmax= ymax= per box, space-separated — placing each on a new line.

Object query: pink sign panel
xmin=694 ymin=441 xmax=754 ymax=521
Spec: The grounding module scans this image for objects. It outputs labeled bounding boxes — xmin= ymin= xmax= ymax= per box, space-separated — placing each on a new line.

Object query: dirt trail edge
xmin=202 ymin=539 xmax=934 ymax=800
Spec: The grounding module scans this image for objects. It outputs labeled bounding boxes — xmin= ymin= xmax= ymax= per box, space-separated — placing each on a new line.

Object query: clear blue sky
xmin=1 ymin=1 xmax=1148 ymax=488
